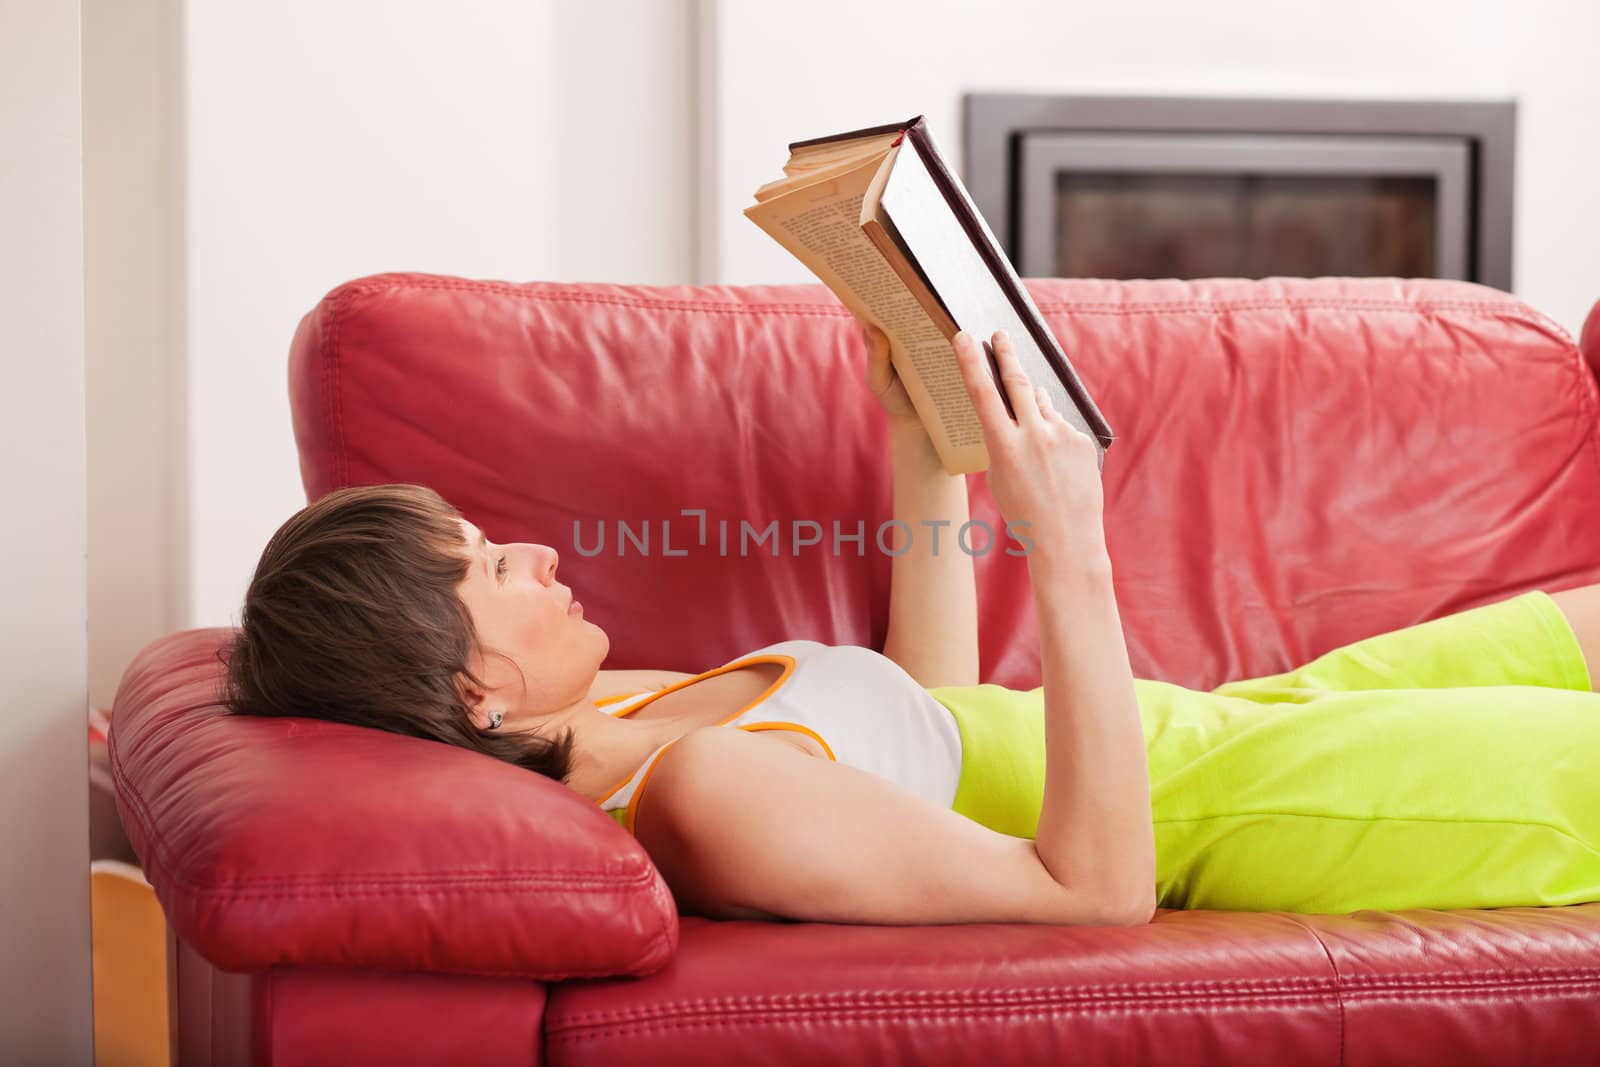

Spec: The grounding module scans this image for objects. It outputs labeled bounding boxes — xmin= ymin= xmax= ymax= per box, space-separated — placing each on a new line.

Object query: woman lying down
xmin=221 ymin=324 xmax=1600 ymax=926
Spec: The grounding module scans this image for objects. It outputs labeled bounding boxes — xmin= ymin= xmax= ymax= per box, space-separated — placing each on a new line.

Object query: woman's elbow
xmin=1114 ymin=893 xmax=1158 ymax=926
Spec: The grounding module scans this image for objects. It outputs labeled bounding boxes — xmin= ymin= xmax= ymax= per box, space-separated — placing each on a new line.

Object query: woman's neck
xmin=564 ymin=704 xmax=706 ymax=804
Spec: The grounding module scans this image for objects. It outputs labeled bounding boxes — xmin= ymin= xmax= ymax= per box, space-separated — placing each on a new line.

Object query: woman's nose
xmin=536 ymin=544 xmax=559 ymax=581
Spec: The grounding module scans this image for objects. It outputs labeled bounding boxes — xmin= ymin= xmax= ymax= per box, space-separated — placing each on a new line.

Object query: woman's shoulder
xmin=590 ymin=640 xmax=835 ymax=702
xmin=586 ymin=668 xmax=696 ymax=705
xmin=590 ymin=638 xmax=867 ymax=706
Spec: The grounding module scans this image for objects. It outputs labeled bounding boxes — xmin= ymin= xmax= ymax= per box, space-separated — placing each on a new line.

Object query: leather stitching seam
xmin=1280 ymin=913 xmax=1345 ymax=1066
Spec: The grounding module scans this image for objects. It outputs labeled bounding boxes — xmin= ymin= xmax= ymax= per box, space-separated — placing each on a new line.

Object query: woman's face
xmin=451 ymin=517 xmax=609 ymax=728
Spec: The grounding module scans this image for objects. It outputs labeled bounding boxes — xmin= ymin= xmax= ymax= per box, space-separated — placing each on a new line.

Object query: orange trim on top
xmin=626 ymin=721 xmax=837 ymax=836
xmin=624 ymin=740 xmax=681 ymax=837
xmin=737 ymin=722 xmax=837 ymax=761
xmin=594 ymin=653 xmax=798 ymax=809
xmin=594 ymin=692 xmax=647 ymax=708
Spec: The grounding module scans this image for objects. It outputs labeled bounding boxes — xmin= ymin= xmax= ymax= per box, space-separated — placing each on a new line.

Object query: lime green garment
xmin=928 ymin=589 xmax=1598 ymax=914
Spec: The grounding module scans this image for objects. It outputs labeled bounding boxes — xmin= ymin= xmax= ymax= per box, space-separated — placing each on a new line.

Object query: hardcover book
xmin=744 ymin=114 xmax=1114 ymax=474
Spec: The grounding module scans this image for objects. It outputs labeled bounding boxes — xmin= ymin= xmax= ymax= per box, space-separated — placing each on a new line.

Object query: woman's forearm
xmin=1029 ymin=548 xmax=1156 ymax=922
xmin=881 ymin=424 xmax=979 ymax=688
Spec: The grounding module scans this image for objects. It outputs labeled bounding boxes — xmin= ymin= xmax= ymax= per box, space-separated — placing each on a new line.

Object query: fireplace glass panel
xmin=1053 ymin=173 xmax=1437 ymax=279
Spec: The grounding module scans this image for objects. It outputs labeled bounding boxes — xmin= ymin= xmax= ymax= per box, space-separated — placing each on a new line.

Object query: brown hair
xmin=218 ymin=483 xmax=576 ymax=784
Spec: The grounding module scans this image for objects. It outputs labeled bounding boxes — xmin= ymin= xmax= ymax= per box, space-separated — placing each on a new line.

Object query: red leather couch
xmin=111 ymin=273 xmax=1600 ymax=1065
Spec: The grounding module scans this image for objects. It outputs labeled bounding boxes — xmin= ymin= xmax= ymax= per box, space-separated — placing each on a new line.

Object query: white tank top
xmin=595 ymin=639 xmax=964 ymax=834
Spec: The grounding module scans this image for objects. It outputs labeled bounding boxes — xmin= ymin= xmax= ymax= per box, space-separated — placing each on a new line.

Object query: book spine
xmin=788 ymin=116 xmax=920 ymax=153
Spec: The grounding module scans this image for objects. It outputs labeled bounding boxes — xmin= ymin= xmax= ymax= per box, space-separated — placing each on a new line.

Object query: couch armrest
xmin=109 ymin=628 xmax=678 ymax=980
xmin=1582 ymin=297 xmax=1600 ymax=386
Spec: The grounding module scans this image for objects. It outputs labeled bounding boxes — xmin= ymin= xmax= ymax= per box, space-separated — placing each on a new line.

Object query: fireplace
xmin=964 ymin=95 xmax=1515 ymax=288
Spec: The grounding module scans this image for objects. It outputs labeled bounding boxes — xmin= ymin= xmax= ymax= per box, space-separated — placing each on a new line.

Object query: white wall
xmin=179 ymin=0 xmax=694 ymax=632
xmin=85 ymin=0 xmax=1600 ymax=691
xmin=84 ymin=0 xmax=183 ymax=713
xmin=1501 ymin=0 xmax=1600 ymax=334
xmin=0 ymin=0 xmax=94 ymax=1057
xmin=713 ymin=0 xmax=1599 ymax=335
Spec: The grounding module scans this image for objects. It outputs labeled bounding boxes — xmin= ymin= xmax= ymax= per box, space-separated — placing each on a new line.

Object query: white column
xmin=0 ymin=0 xmax=95 ymax=1059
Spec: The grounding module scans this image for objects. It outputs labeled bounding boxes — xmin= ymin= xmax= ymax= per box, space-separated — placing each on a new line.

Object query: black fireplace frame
xmin=963 ymin=93 xmax=1516 ymax=290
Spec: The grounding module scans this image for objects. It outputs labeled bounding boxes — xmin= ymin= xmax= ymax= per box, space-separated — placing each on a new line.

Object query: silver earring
xmin=487 ymin=710 xmax=504 ymax=730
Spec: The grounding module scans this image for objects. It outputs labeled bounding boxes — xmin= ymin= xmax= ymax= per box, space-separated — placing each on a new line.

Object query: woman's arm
xmin=943 ymin=326 xmax=1154 ymax=922
xmin=1030 ymin=551 xmax=1157 ymax=920
xmin=880 ymin=422 xmax=980 ymax=688
xmin=638 ymin=726 xmax=1144 ymax=925
xmin=855 ymin=319 xmax=980 ymax=688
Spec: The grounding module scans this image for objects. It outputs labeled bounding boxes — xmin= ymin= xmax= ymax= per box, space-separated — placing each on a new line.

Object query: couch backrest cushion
xmin=293 ymin=273 xmax=1600 ymax=687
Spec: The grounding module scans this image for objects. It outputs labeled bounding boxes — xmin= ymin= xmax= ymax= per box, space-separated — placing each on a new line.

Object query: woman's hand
xmin=951 ymin=328 xmax=1107 ymax=563
xmin=857 ymin=320 xmax=921 ymax=427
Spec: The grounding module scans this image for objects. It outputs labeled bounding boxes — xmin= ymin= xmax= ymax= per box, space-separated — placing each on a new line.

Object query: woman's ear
xmin=454 ymin=673 xmax=491 ymax=729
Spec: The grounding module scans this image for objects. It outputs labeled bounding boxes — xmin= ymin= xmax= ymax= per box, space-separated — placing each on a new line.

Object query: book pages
xmin=744 ymin=154 xmax=990 ymax=475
